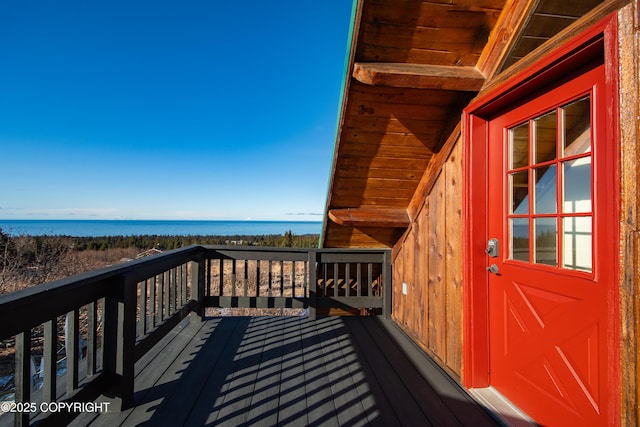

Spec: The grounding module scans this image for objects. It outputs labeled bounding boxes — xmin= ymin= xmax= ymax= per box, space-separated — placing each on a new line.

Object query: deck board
xmin=244 ymin=317 xmax=285 ymax=426
xmin=346 ymin=317 xmax=439 ymax=426
xmin=299 ymin=318 xmax=340 ymax=426
xmin=269 ymin=318 xmax=306 ymax=426
xmin=73 ymin=314 xmax=499 ymax=426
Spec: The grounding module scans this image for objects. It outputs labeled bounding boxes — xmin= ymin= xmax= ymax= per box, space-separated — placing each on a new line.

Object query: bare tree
xmin=0 ymin=228 xmax=21 ymax=294
xmin=0 ymin=231 xmax=73 ymax=294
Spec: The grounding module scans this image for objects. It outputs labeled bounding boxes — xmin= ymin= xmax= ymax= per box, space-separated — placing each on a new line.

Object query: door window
xmin=507 ymin=95 xmax=593 ymax=272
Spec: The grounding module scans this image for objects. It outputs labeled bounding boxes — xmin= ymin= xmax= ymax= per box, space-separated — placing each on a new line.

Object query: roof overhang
xmin=322 ymin=0 xmax=609 ymax=248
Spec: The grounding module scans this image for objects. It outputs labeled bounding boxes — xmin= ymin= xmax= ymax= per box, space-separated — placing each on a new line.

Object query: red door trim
xmin=462 ymin=12 xmax=620 ymax=421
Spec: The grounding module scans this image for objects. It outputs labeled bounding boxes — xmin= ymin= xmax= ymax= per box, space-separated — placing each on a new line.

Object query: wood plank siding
xmin=392 ymin=141 xmax=464 ymax=378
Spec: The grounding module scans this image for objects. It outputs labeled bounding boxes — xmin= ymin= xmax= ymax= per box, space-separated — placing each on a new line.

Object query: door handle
xmin=486 ymin=264 xmax=499 ymax=274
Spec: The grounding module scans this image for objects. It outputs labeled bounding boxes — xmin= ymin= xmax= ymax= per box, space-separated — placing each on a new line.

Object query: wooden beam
xmin=352 ymin=62 xmax=485 ymax=91
xmin=328 ymin=207 xmax=410 ymax=228
xmin=476 ymin=0 xmax=540 ymax=81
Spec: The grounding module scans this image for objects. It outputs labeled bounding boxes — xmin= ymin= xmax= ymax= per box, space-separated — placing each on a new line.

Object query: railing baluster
xmin=367 ymin=263 xmax=373 ymax=297
xmin=231 ymin=259 xmax=236 ymax=297
xmin=170 ymin=268 xmax=177 ymax=315
xmin=357 ymin=263 xmax=362 ymax=297
xmin=345 ymin=263 xmax=351 ymax=297
xmin=268 ymin=261 xmax=273 ymax=297
xmin=243 ymin=260 xmax=248 ymax=296
xmin=15 ymin=330 xmax=31 ymax=427
xmin=44 ymin=318 xmax=57 ymax=402
xmin=178 ymin=265 xmax=182 ymax=308
xmin=174 ymin=266 xmax=179 ymax=309
xmin=157 ymin=273 xmax=164 ymax=323
xmin=177 ymin=266 xmax=182 ymax=308
xmin=167 ymin=269 xmax=173 ymax=316
xmin=87 ymin=301 xmax=98 ymax=376
xmin=218 ymin=258 xmax=223 ymax=297
xmin=205 ymin=259 xmax=211 ymax=297
xmin=333 ymin=263 xmax=339 ymax=297
xmin=181 ymin=264 xmax=185 ymax=306
xmin=184 ymin=263 xmax=188 ymax=302
xmin=280 ymin=260 xmax=284 ymax=297
xmin=175 ymin=265 xmax=184 ymax=311
xmin=171 ymin=267 xmax=180 ymax=314
xmin=304 ymin=259 xmax=308 ymax=299
xmin=292 ymin=261 xmax=296 ymax=298
xmin=149 ymin=276 xmax=156 ymax=330
xmin=163 ymin=270 xmax=170 ymax=321
xmin=176 ymin=264 xmax=186 ymax=311
xmin=66 ymin=309 xmax=79 ymax=394
xmin=323 ymin=263 xmax=328 ymax=297
xmin=256 ymin=260 xmax=261 ymax=297
xmin=139 ymin=279 xmax=147 ymax=337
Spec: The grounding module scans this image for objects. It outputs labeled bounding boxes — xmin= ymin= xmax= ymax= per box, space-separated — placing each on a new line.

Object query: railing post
xmin=308 ymin=250 xmax=317 ymax=320
xmin=103 ymin=275 xmax=136 ymax=410
xmin=103 ymin=289 xmax=118 ymax=389
xmin=382 ymin=249 xmax=392 ymax=319
xmin=190 ymin=251 xmax=206 ymax=320
xmin=118 ymin=276 xmax=137 ymax=410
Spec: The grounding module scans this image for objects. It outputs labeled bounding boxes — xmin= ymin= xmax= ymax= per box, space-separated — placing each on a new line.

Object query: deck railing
xmin=0 ymin=245 xmax=391 ymax=426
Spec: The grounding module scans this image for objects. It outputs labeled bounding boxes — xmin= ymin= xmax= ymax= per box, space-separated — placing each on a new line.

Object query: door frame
xmin=462 ymin=12 xmax=620 ymax=420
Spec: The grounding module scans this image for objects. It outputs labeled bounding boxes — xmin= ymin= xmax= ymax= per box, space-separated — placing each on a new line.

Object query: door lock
xmin=486 ymin=238 xmax=499 ymax=258
xmin=486 ymin=264 xmax=499 ymax=274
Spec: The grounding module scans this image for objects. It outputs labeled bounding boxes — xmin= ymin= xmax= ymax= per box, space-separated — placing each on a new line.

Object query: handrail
xmin=0 ymin=245 xmax=391 ymax=426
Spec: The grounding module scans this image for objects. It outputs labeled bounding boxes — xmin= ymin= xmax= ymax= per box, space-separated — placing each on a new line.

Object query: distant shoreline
xmin=0 ymin=219 xmax=323 ymax=238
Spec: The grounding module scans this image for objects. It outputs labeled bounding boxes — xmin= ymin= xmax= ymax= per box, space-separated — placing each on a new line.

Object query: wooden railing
xmin=0 ymin=245 xmax=391 ymax=426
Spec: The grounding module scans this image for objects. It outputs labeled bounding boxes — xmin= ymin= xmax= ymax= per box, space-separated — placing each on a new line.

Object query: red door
xmin=486 ymin=64 xmax=616 ymax=426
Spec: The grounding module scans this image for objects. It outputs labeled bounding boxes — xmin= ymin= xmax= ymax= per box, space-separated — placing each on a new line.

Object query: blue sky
xmin=0 ymin=1 xmax=353 ymax=220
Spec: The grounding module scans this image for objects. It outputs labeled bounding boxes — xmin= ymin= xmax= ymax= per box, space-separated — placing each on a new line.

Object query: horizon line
xmin=0 ymin=218 xmax=324 ymax=222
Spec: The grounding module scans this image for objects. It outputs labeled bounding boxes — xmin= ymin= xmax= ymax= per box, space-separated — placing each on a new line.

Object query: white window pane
xmin=563 ymin=157 xmax=592 ymax=213
xmin=563 ymin=217 xmax=592 ymax=272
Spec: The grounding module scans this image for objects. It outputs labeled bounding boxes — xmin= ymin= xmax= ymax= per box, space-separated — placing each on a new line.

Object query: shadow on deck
xmin=73 ymin=315 xmax=499 ymax=426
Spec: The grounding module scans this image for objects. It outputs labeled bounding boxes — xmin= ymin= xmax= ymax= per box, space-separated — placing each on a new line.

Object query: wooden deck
xmin=72 ymin=314 xmax=500 ymax=426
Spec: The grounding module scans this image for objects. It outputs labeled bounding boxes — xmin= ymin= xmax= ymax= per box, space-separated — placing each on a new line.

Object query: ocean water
xmin=0 ymin=220 xmax=323 ymax=237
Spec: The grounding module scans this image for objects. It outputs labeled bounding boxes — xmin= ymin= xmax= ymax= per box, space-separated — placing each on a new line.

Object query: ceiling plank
xmin=352 ymin=62 xmax=485 ymax=91
xmin=329 ymin=207 xmax=410 ymax=228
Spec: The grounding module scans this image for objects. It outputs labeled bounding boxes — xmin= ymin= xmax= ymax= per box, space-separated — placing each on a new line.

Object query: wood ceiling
xmin=322 ymin=0 xmax=605 ymax=248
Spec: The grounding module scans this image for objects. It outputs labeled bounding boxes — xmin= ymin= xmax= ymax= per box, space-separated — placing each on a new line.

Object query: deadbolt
xmin=486 ymin=238 xmax=499 ymax=258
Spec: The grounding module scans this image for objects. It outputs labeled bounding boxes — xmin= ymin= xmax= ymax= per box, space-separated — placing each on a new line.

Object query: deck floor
xmin=73 ymin=314 xmax=500 ymax=426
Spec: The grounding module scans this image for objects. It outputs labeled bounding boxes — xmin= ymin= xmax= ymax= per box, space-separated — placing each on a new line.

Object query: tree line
xmin=0 ymin=228 xmax=319 ymax=294
xmin=71 ymin=230 xmax=318 ymax=250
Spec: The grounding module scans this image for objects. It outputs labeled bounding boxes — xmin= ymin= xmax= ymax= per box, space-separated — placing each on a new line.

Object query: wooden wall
xmin=618 ymin=2 xmax=640 ymax=425
xmin=392 ymin=139 xmax=463 ymax=379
